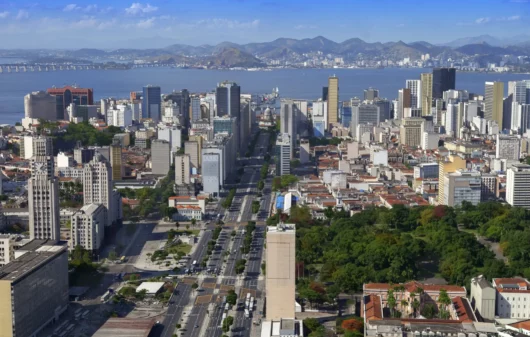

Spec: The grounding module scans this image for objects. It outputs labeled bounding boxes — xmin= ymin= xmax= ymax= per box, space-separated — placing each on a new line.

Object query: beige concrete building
xmin=0 ymin=241 xmax=68 ymax=337
xmin=470 ymin=275 xmax=496 ymax=321
xmin=443 ymin=170 xmax=481 ymax=206
xmin=438 ymin=155 xmax=467 ymax=204
xmin=420 ymin=73 xmax=433 ymax=116
xmin=185 ymin=141 xmax=200 ymax=172
xmin=175 ymin=154 xmax=191 ymax=185
xmin=327 ymin=76 xmax=339 ymax=126
xmin=485 ymin=81 xmax=504 ymax=129
xmin=266 ymin=224 xmax=296 ymax=321
xmin=400 ymin=118 xmax=425 ymax=147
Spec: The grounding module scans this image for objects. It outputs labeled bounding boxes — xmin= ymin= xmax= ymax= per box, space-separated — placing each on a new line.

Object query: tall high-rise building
xmin=185 ymin=141 xmax=200 ymax=171
xmin=82 ymin=155 xmax=114 ymax=226
xmin=351 ymin=103 xmax=380 ymax=140
xmin=151 ymin=140 xmax=171 ymax=176
xmin=275 ymin=133 xmax=291 ymax=176
xmin=400 ymin=118 xmax=425 ymax=147
xmin=322 ymin=87 xmax=328 ymax=101
xmin=327 ymin=76 xmax=339 ymax=126
xmin=280 ymin=99 xmax=297 ymax=158
xmin=397 ymin=88 xmax=411 ymax=120
xmin=340 ymin=101 xmax=352 ymax=128
xmin=24 ymin=91 xmax=57 ymax=120
xmin=0 ymin=241 xmax=68 ymax=337
xmin=420 ymin=73 xmax=433 ymax=116
xmin=433 ymin=68 xmax=456 ymax=99
xmin=300 ymin=139 xmax=310 ymax=164
xmin=438 ymin=155 xmax=467 ymax=204
xmin=109 ymin=143 xmax=123 ymax=181
xmin=70 ymin=203 xmax=107 ymax=253
xmin=47 ymin=85 xmax=94 ymax=120
xmin=508 ymin=80 xmax=530 ymax=104
xmin=312 ymin=100 xmax=327 ymax=137
xmin=216 ymin=81 xmax=240 ymax=118
xmin=202 ymin=153 xmax=221 ymax=196
xmin=406 ymin=79 xmax=422 ymax=109
xmin=364 ymin=88 xmax=379 ymax=101
xmin=507 ymin=164 xmax=530 ymax=209
xmin=191 ymin=97 xmax=201 ymax=122
xmin=175 ymin=154 xmax=191 ymax=185
xmin=28 ymin=137 xmax=60 ymax=241
xmin=374 ymin=98 xmax=391 ymax=122
xmin=165 ymin=89 xmax=190 ymax=128
xmin=240 ymin=102 xmax=251 ymax=154
xmin=142 ymin=85 xmax=162 ymax=122
xmin=266 ymin=224 xmax=296 ymax=320
xmin=485 ymin=81 xmax=505 ymax=129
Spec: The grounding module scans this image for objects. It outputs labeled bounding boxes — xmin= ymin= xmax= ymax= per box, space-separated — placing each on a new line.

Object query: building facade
xmin=70 ymin=204 xmax=107 ymax=253
xmin=83 ymin=156 xmax=114 ymax=226
xmin=24 ymin=91 xmax=56 ymax=120
xmin=433 ymin=68 xmax=456 ymax=99
xmin=142 ymin=85 xmax=162 ymax=122
xmin=175 ymin=154 xmax=191 ymax=185
xmin=485 ymin=81 xmax=505 ymax=130
xmin=443 ymin=170 xmax=481 ymax=207
xmin=47 ymin=85 xmax=93 ymax=120
xmin=507 ymin=164 xmax=530 ymax=209
xmin=327 ymin=76 xmax=339 ymax=126
xmin=0 ymin=242 xmax=69 ymax=337
xmin=151 ymin=140 xmax=171 ymax=176
xmin=275 ymin=133 xmax=291 ymax=176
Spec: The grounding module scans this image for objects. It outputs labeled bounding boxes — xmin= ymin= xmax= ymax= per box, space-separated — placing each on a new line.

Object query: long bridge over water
xmin=0 ymin=63 xmax=177 ymax=74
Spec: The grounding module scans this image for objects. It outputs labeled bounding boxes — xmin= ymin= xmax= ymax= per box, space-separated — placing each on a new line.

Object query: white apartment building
xmin=493 ymin=277 xmax=530 ymax=319
xmin=201 ymin=153 xmax=221 ymax=196
xmin=83 ymin=156 xmax=115 ymax=226
xmin=275 ymin=133 xmax=291 ymax=176
xmin=0 ymin=234 xmax=16 ymax=266
xmin=106 ymin=104 xmax=133 ymax=128
xmin=406 ymin=79 xmax=422 ymax=109
xmin=496 ymin=135 xmax=521 ymax=160
xmin=469 ymin=275 xmax=496 ymax=321
xmin=507 ymin=164 xmax=530 ymax=209
xmin=70 ymin=204 xmax=107 ymax=253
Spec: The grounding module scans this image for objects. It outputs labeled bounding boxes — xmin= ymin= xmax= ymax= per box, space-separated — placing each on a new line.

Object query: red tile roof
xmin=363 ymin=295 xmax=383 ymax=321
xmin=452 ymin=297 xmax=475 ymax=322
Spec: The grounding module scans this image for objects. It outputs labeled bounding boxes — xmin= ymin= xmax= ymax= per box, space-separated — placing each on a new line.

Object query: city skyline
xmin=0 ymin=0 xmax=529 ymax=49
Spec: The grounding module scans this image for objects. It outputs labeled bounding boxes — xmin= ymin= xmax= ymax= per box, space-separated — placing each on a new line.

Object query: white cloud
xmin=137 ymin=17 xmax=156 ymax=28
xmin=16 ymin=10 xmax=29 ymax=20
xmin=475 ymin=17 xmax=490 ymax=24
xmin=396 ymin=23 xmax=406 ymax=27
xmin=196 ymin=18 xmax=260 ymax=29
xmin=507 ymin=15 xmax=521 ymax=20
xmin=125 ymin=3 xmax=158 ymax=15
xmin=294 ymin=24 xmax=318 ymax=30
xmin=0 ymin=11 xmax=9 ymax=19
xmin=63 ymin=4 xmax=81 ymax=12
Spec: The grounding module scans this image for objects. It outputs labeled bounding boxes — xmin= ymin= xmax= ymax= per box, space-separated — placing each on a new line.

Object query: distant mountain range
xmin=4 ymin=35 xmax=530 ymax=68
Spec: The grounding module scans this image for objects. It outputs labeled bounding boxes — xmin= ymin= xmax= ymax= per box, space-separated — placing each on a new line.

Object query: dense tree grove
xmin=291 ymin=202 xmax=529 ymax=296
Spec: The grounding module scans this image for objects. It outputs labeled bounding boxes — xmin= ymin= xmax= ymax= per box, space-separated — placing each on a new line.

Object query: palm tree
xmin=387 ymin=289 xmax=397 ymax=317
xmin=438 ymin=289 xmax=451 ymax=319
xmin=400 ymin=299 xmax=409 ymax=315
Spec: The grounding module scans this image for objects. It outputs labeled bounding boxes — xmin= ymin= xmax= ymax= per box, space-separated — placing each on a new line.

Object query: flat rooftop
xmin=92 ymin=318 xmax=155 ymax=337
xmin=0 ymin=240 xmax=66 ymax=283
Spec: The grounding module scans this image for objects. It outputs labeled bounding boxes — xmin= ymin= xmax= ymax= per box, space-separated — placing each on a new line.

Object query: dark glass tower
xmin=432 ymin=68 xmax=456 ymax=99
xmin=142 ymin=85 xmax=162 ymax=122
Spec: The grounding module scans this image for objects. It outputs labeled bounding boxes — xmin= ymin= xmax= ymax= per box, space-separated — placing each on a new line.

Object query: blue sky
xmin=0 ymin=0 xmax=529 ymax=49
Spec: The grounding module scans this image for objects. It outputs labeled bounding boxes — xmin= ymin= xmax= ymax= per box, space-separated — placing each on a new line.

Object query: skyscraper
xmin=420 ymin=73 xmax=433 ymax=115
xmin=406 ymin=79 xmax=422 ymax=109
xmin=485 ymin=81 xmax=504 ymax=129
xmin=28 ymin=137 xmax=60 ymax=241
xmin=397 ymin=88 xmax=411 ymax=120
xmin=433 ymin=68 xmax=456 ymax=99
xmin=322 ymin=87 xmax=328 ymax=101
xmin=175 ymin=154 xmax=191 ymax=185
xmin=507 ymin=164 xmax=530 ymax=209
xmin=142 ymin=85 xmax=162 ymax=122
xmin=280 ymin=99 xmax=297 ymax=158
xmin=109 ymin=142 xmax=123 ymax=181
xmin=216 ymin=81 xmax=241 ymax=118
xmin=265 ymin=223 xmax=296 ymax=320
xmin=327 ymin=76 xmax=339 ymax=126
xmin=275 ymin=133 xmax=291 ymax=176
xmin=151 ymin=140 xmax=171 ymax=176
xmin=83 ymin=155 xmax=113 ymax=226
xmin=191 ymin=96 xmax=201 ymax=122
xmin=24 ymin=91 xmax=57 ymax=120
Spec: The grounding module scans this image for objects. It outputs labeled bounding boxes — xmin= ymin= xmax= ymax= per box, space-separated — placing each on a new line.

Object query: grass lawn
xmin=167 ymin=243 xmax=192 ymax=255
